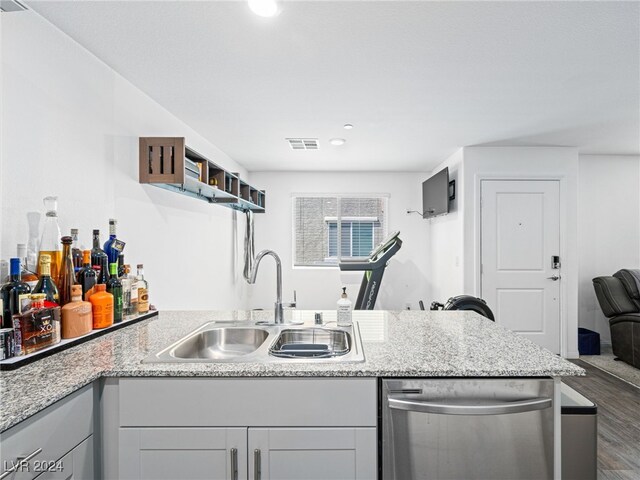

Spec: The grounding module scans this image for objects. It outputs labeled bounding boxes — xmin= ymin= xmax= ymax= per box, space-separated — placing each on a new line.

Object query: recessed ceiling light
xmin=248 ymin=0 xmax=279 ymax=17
xmin=329 ymin=138 xmax=346 ymax=146
xmin=343 ymin=124 xmax=353 ymax=130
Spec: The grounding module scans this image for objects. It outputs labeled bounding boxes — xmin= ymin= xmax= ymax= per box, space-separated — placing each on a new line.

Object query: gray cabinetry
xmin=0 ymin=384 xmax=95 ymax=480
xmin=34 ymin=436 xmax=94 ymax=480
xmin=249 ymin=428 xmax=376 ymax=480
xmin=107 ymin=378 xmax=378 ymax=480
xmin=119 ymin=428 xmax=246 ymax=480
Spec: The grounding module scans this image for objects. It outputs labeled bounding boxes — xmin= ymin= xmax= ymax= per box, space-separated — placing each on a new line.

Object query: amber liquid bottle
xmin=58 ymin=236 xmax=76 ymax=306
xmin=61 ymin=285 xmax=92 ymax=339
xmin=33 ymin=254 xmax=60 ymax=306
xmin=90 ymin=284 xmax=113 ymax=329
xmin=14 ymin=293 xmax=61 ymax=354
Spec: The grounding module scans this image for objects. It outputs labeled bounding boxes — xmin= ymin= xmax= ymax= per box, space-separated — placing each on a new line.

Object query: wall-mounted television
xmin=422 ymin=167 xmax=450 ymax=219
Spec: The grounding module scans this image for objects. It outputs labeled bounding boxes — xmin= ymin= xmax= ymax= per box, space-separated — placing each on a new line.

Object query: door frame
xmin=474 ymin=174 xmax=569 ymax=358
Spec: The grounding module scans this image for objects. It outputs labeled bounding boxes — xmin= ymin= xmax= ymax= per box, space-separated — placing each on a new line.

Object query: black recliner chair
xmin=592 ymin=269 xmax=640 ymax=369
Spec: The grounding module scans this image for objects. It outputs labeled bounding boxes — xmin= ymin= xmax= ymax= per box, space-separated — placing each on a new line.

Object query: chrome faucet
xmin=249 ymin=250 xmax=284 ymax=324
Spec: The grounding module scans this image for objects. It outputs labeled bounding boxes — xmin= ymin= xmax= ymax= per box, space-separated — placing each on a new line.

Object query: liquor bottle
xmin=61 ymin=285 xmax=92 ymax=339
xmin=117 ymin=253 xmax=126 ymax=278
xmin=37 ymin=196 xmax=62 ymax=283
xmin=106 ymin=263 xmax=123 ymax=323
xmin=76 ymin=250 xmax=97 ymax=301
xmin=89 ymin=284 xmax=113 ymax=329
xmin=135 ymin=264 xmax=149 ymax=314
xmin=127 ymin=265 xmax=139 ymax=315
xmin=103 ymin=219 xmax=125 ymax=264
xmin=58 ymin=236 xmax=76 ymax=307
xmin=91 ymin=230 xmax=109 ymax=284
xmin=120 ymin=265 xmax=132 ymax=317
xmin=0 ymin=259 xmax=32 ymax=329
xmin=13 ymin=293 xmax=61 ymax=354
xmin=70 ymin=229 xmax=83 ymax=271
xmin=33 ymin=254 xmax=60 ymax=306
xmin=16 ymin=244 xmax=38 ymax=289
xmin=26 ymin=211 xmax=40 ymax=272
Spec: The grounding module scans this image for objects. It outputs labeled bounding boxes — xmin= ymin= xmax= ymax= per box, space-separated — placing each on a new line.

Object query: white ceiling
xmin=26 ymin=1 xmax=640 ymax=172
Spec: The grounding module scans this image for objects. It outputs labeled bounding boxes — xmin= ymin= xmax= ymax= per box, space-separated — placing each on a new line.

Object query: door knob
xmin=547 ymin=275 xmax=560 ymax=281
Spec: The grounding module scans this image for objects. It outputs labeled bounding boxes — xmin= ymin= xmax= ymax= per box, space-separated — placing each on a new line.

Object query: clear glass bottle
xmin=58 ymin=236 xmax=76 ymax=307
xmin=26 ymin=211 xmax=41 ymax=273
xmin=33 ymin=254 xmax=60 ymax=306
xmin=16 ymin=244 xmax=39 ymax=289
xmin=135 ymin=264 xmax=149 ymax=314
xmin=128 ymin=265 xmax=139 ymax=316
xmin=91 ymin=230 xmax=109 ymax=284
xmin=106 ymin=263 xmax=123 ymax=323
xmin=38 ymin=196 xmax=62 ymax=283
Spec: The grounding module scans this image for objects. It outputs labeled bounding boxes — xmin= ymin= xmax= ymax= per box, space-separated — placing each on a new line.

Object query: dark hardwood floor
xmin=563 ymin=360 xmax=640 ymax=480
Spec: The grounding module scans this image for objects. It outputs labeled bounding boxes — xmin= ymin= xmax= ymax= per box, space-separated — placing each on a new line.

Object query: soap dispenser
xmin=337 ymin=287 xmax=353 ymax=327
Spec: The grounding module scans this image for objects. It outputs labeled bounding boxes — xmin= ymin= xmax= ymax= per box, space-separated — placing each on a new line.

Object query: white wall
xmin=426 ymin=148 xmax=465 ymax=302
xmin=577 ymin=155 xmax=640 ymax=342
xmin=462 ymin=146 xmax=580 ymax=357
xmin=247 ymin=172 xmax=429 ymax=311
xmin=1 ymin=11 xmax=248 ymax=310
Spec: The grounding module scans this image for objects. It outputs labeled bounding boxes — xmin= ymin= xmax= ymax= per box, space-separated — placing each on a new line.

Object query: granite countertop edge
xmin=0 ymin=310 xmax=585 ymax=433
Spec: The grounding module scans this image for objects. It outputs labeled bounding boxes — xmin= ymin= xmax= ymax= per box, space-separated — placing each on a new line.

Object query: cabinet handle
xmin=230 ymin=448 xmax=238 ymax=480
xmin=254 ymin=449 xmax=261 ymax=480
xmin=0 ymin=448 xmax=42 ymax=479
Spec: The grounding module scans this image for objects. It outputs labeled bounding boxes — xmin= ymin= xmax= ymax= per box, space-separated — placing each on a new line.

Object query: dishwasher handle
xmin=387 ymin=396 xmax=552 ymax=415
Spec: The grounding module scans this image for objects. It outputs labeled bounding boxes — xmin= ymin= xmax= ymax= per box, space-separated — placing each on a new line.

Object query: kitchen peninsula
xmin=0 ymin=310 xmax=583 ymax=479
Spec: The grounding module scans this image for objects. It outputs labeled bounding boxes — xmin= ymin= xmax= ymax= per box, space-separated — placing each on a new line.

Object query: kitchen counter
xmin=0 ymin=310 xmax=583 ymax=432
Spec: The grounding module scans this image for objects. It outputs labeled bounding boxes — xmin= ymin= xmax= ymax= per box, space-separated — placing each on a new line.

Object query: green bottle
xmin=106 ymin=263 xmax=123 ymax=323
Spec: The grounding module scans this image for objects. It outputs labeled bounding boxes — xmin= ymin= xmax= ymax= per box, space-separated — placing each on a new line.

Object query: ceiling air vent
xmin=286 ymin=138 xmax=319 ymax=150
xmin=0 ymin=0 xmax=28 ymax=12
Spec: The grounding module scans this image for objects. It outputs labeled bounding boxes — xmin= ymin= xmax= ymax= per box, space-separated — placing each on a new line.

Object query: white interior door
xmin=481 ymin=180 xmax=561 ymax=353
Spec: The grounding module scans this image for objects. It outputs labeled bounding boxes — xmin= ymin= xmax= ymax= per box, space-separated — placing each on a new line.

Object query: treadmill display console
xmin=338 ymin=231 xmax=402 ymax=310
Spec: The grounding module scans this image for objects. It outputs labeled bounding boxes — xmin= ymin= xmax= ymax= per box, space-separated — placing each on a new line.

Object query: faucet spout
xmin=249 ymin=250 xmax=284 ymax=324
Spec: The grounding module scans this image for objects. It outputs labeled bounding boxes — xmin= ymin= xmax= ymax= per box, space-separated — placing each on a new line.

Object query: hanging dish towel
xmin=243 ymin=210 xmax=255 ymax=282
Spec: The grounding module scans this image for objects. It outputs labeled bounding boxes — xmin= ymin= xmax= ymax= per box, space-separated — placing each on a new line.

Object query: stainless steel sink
xmin=172 ymin=327 xmax=269 ymax=360
xmin=270 ymin=328 xmax=351 ymax=358
xmin=143 ymin=322 xmax=365 ymax=364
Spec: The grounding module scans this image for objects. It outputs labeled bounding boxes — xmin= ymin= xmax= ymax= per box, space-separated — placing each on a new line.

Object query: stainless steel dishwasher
xmin=382 ymin=378 xmax=554 ymax=480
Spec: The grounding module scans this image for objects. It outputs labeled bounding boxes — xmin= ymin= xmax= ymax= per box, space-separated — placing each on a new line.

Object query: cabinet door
xmin=248 ymin=428 xmax=376 ymax=480
xmin=34 ymin=435 xmax=94 ymax=480
xmin=119 ymin=427 xmax=246 ymax=480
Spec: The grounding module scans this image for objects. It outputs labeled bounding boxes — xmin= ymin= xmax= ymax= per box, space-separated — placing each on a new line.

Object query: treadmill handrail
xmin=339 ymin=237 xmax=402 ymax=271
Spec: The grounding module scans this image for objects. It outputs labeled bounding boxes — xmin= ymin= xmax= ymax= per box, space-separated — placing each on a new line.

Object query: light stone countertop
xmin=0 ymin=310 xmax=584 ymax=432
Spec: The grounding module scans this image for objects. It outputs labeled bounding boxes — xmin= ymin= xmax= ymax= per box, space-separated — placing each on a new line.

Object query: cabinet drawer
xmin=119 ymin=378 xmax=377 ymax=427
xmin=0 ymin=384 xmax=93 ymax=480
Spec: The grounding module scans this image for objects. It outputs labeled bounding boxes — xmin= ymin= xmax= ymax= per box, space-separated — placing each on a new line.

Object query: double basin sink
xmin=144 ymin=321 xmax=365 ymax=364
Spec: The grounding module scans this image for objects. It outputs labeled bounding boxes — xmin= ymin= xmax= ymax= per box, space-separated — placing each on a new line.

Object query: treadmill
xmin=339 ymin=231 xmax=402 ymax=310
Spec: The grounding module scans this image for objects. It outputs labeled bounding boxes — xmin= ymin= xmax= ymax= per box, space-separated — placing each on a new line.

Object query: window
xmin=293 ymin=195 xmax=388 ymax=266
xmin=327 ymin=220 xmax=375 ymax=258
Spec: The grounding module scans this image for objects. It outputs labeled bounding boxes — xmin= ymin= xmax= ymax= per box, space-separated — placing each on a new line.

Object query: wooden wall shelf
xmin=139 ymin=137 xmax=265 ymax=213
